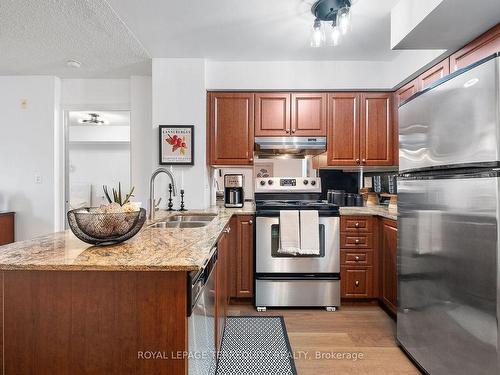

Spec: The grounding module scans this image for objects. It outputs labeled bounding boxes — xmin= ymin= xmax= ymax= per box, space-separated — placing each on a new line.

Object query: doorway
xmin=64 ymin=110 xmax=131 ymax=225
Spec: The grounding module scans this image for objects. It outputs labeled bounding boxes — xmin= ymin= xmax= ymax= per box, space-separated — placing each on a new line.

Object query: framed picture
xmin=159 ymin=125 xmax=194 ymax=165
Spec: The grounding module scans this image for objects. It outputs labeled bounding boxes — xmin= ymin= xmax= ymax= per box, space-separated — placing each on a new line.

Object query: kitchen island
xmin=0 ymin=206 xmax=253 ymax=375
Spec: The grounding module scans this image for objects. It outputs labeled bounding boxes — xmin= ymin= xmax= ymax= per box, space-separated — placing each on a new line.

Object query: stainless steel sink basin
xmin=149 ymin=214 xmax=216 ymax=229
xmin=149 ymin=221 xmax=209 ymax=229
xmin=164 ymin=214 xmax=216 ymax=222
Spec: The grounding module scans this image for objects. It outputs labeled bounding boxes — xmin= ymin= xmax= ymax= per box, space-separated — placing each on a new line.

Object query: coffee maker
xmin=224 ymin=174 xmax=244 ymax=208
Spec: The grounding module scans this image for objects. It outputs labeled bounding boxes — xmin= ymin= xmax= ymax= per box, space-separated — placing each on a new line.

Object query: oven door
xmin=255 ymin=215 xmax=340 ymax=274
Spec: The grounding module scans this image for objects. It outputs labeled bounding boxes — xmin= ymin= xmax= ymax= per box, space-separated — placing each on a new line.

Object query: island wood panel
xmin=208 ymin=92 xmax=254 ymax=165
xmin=0 ymin=212 xmax=14 ymax=245
xmin=291 ymin=92 xmax=327 ymax=136
xmin=254 ymin=93 xmax=291 ymax=136
xmin=450 ymin=23 xmax=500 ymax=72
xmin=326 ymin=93 xmax=360 ymax=166
xmin=359 ymin=93 xmax=393 ymax=166
xmin=2 ymin=271 xmax=187 ymax=375
xmin=418 ymin=58 xmax=450 ymax=90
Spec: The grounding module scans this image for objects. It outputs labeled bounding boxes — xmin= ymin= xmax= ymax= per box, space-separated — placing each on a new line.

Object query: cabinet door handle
xmin=355 ymin=281 xmax=360 ymax=287
xmin=354 ymin=222 xmax=360 ymax=228
xmin=355 ymin=239 xmax=360 ymax=244
xmin=291 ymin=129 xmax=296 ymax=134
xmin=248 ymin=220 xmax=253 ymax=225
xmin=355 ymin=256 xmax=360 ymax=261
xmin=249 ymin=158 xmax=254 ymax=162
xmin=355 ymin=158 xmax=360 ymax=164
xmin=225 ymin=227 xmax=231 ymax=234
xmin=362 ymin=158 xmax=366 ymax=164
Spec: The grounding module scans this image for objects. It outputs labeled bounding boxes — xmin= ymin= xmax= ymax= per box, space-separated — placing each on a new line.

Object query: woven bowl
xmin=67 ymin=207 xmax=147 ymax=246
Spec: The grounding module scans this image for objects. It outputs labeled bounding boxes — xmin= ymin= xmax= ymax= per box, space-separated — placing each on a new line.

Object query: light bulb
xmin=310 ymin=19 xmax=325 ymax=48
xmin=328 ymin=23 xmax=341 ymax=46
xmin=337 ymin=6 xmax=351 ymax=35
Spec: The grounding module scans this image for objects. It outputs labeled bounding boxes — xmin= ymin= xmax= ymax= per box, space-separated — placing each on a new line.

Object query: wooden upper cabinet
xmin=450 ymin=23 xmax=500 ymax=72
xmin=327 ymin=93 xmax=359 ymax=166
xmin=208 ymin=92 xmax=254 ymax=165
xmin=395 ymin=79 xmax=419 ymax=106
xmin=291 ymin=93 xmax=327 ymax=136
xmin=418 ymin=58 xmax=450 ymax=90
xmin=360 ymin=93 xmax=393 ymax=166
xmin=255 ymin=93 xmax=290 ymax=136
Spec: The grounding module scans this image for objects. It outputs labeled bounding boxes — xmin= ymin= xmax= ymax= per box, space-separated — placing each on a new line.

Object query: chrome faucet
xmin=149 ymin=167 xmax=177 ymax=220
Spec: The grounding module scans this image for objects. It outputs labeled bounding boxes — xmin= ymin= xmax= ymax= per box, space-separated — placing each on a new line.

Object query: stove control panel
xmin=255 ymin=177 xmax=321 ymax=193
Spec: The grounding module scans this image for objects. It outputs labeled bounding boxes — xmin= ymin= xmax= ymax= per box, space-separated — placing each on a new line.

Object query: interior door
xmin=291 ymin=93 xmax=327 ymax=136
xmin=327 ymin=93 xmax=360 ymax=166
xmin=359 ymin=92 xmax=393 ymax=166
xmin=255 ymin=93 xmax=290 ymax=136
xmin=397 ymin=174 xmax=500 ymax=375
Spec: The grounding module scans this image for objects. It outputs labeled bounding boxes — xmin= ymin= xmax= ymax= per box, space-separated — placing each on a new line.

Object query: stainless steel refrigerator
xmin=397 ymin=53 xmax=500 ymax=375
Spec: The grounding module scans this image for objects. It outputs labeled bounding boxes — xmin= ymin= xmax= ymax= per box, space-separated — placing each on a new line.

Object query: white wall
xmin=130 ymin=76 xmax=153 ymax=208
xmin=206 ymin=60 xmax=393 ymax=90
xmin=0 ymin=76 xmax=60 ymax=240
xmin=62 ymin=79 xmax=130 ymax=108
xmin=206 ymin=53 xmax=445 ymax=90
xmin=152 ymin=59 xmax=210 ymax=210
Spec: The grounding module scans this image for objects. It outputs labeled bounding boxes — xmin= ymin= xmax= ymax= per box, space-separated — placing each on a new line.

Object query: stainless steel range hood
xmin=254 ymin=137 xmax=326 ymax=158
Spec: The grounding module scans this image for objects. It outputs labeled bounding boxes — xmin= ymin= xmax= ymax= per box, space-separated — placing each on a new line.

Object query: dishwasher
xmin=188 ymin=247 xmax=217 ymax=375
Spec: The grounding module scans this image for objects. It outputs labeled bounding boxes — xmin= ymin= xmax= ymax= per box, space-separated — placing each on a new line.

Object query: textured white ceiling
xmin=0 ymin=0 xmax=150 ymax=78
xmin=106 ymin=0 xmax=402 ymax=61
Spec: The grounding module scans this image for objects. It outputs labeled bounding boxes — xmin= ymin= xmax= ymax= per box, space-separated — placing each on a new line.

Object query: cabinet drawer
xmin=340 ymin=233 xmax=373 ymax=249
xmin=341 ymin=266 xmax=373 ymax=298
xmin=341 ymin=250 xmax=373 ymax=266
xmin=340 ymin=216 xmax=373 ymax=233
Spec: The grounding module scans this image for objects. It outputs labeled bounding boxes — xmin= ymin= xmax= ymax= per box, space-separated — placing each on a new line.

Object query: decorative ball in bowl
xmin=67 ymin=202 xmax=146 ymax=246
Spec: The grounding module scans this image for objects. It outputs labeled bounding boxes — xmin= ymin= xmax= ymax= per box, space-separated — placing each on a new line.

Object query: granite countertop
xmin=339 ymin=205 xmax=397 ymax=221
xmin=0 ymin=201 xmax=396 ymax=272
xmin=0 ymin=205 xmax=254 ymax=272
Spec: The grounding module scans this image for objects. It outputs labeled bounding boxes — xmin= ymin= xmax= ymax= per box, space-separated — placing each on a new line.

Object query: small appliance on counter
xmin=224 ymin=174 xmax=244 ymax=208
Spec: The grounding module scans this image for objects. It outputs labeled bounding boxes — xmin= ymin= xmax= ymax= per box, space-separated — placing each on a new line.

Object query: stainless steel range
xmin=254 ymin=177 xmax=340 ymax=311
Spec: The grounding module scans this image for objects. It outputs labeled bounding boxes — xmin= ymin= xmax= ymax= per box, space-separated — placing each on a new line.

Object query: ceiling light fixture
xmin=66 ymin=59 xmax=82 ymax=69
xmin=80 ymin=113 xmax=105 ymax=125
xmin=310 ymin=0 xmax=352 ymax=48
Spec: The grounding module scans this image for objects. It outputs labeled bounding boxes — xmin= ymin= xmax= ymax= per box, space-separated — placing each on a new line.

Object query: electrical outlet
xmin=21 ymin=99 xmax=28 ymax=109
xmin=34 ymin=175 xmax=42 ymax=184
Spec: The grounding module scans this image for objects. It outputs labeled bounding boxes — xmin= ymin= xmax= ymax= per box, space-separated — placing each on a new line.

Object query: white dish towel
xmin=299 ymin=210 xmax=320 ymax=255
xmin=278 ymin=210 xmax=301 ymax=255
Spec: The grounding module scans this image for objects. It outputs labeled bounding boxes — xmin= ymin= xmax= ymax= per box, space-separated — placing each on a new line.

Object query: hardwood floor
xmin=226 ymin=304 xmax=421 ymax=375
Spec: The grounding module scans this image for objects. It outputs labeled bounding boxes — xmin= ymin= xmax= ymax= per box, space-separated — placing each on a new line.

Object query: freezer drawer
xmin=397 ymin=174 xmax=500 ymax=375
xmin=399 ymin=55 xmax=500 ymax=172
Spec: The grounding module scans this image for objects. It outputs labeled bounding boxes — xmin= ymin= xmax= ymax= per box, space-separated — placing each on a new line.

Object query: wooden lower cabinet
xmin=340 ymin=215 xmax=398 ymax=317
xmin=0 ymin=212 xmax=15 ymax=245
xmin=341 ymin=266 xmax=374 ymax=298
xmin=381 ymin=218 xmax=398 ymax=315
xmin=340 ymin=216 xmax=377 ymax=299
xmin=235 ymin=215 xmax=254 ymax=298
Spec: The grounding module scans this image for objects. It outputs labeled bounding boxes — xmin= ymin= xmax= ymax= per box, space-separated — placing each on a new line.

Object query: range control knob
xmin=268 ymin=179 xmax=274 ymax=185
xmin=311 ymin=180 xmax=317 ymax=186
xmin=303 ymin=180 xmax=309 ymax=185
xmin=260 ymin=180 xmax=266 ymax=186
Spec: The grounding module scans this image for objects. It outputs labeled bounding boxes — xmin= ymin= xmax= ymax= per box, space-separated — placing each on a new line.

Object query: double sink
xmin=149 ymin=213 xmax=217 ymax=229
